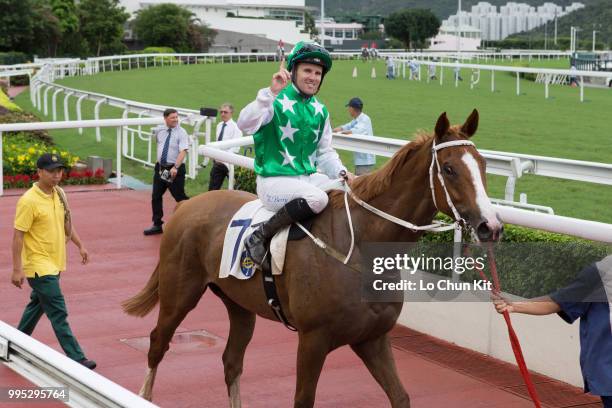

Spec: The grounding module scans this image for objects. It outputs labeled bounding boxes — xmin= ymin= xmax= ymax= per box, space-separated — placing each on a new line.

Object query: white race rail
xmin=199 ymin=135 xmax=612 ymax=243
xmin=0 ymin=321 xmax=158 ymax=408
xmin=0 ymin=118 xmax=165 ymax=196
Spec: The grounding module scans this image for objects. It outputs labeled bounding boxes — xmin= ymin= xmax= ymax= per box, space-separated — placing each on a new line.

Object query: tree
xmin=133 ymin=4 xmax=215 ymax=52
xmin=49 ymin=0 xmax=87 ymax=56
xmin=31 ymin=0 xmax=62 ymax=57
xmin=0 ymin=0 xmax=37 ymax=52
xmin=384 ymin=9 xmax=440 ymax=49
xmin=304 ymin=11 xmax=318 ymax=39
xmin=78 ymin=0 xmax=129 ymax=56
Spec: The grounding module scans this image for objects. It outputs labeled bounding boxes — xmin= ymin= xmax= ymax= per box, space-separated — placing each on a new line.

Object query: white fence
xmin=0 ymin=118 xmax=166 ymax=196
xmin=0 ymin=321 xmax=158 ymax=408
xmin=26 ymin=65 xmax=214 ymax=180
xmin=389 ymin=57 xmax=612 ymax=102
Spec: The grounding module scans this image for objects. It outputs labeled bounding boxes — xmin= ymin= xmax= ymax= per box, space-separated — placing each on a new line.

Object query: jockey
xmin=237 ymin=41 xmax=352 ymax=267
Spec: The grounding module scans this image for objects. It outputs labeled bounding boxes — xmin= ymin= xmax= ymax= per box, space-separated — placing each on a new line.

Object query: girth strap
xmin=260 ymin=254 xmax=297 ymax=332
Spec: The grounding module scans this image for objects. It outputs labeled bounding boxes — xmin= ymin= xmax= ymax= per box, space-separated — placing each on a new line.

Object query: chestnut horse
xmin=123 ymin=110 xmax=502 ymax=407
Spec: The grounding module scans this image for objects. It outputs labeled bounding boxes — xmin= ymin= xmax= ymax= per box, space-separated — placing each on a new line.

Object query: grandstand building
xmin=119 ymin=0 xmax=311 ymax=52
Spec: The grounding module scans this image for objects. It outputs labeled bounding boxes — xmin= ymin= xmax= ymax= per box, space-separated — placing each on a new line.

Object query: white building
xmin=429 ymin=24 xmax=482 ymax=51
xmin=119 ymin=0 xmax=311 ymax=51
xmin=442 ymin=1 xmax=584 ymax=41
xmin=315 ymin=19 xmax=364 ymax=46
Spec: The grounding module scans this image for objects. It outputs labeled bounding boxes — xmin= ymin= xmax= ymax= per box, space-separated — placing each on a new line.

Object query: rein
xmin=298 ymin=138 xmax=474 ymax=265
xmin=469 ymin=245 xmax=543 ymax=408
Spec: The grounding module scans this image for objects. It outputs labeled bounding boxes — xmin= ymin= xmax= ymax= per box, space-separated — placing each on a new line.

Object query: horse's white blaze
xmin=461 ymin=152 xmax=501 ymax=229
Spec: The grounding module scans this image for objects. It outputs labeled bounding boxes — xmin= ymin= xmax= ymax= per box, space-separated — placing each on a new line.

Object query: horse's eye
xmin=443 ymin=165 xmax=455 ymax=176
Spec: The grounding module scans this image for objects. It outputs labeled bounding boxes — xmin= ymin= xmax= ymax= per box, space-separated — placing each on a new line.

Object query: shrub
xmin=234 ymin=167 xmax=256 ymax=194
xmin=0 ymin=52 xmax=28 ymax=65
xmin=8 ymin=75 xmax=30 ymax=86
xmin=419 ymin=215 xmax=609 ymax=298
xmin=0 ymin=111 xmax=54 ymax=145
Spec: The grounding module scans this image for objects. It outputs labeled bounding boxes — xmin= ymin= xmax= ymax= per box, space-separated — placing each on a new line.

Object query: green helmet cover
xmin=286 ymin=41 xmax=332 ymax=74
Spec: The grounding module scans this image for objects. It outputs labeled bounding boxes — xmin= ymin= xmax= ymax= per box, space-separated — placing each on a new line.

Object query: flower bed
xmin=3 ymin=168 xmax=106 ymax=189
xmin=2 ymin=134 xmax=79 ymax=174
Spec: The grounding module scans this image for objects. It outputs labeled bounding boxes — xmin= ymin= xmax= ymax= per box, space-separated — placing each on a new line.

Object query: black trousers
xmin=152 ymin=162 xmax=188 ymax=226
xmin=208 ymin=161 xmax=229 ymax=191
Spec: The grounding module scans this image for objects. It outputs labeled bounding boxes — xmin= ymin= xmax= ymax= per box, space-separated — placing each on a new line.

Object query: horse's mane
xmin=329 ymin=131 xmax=433 ymax=209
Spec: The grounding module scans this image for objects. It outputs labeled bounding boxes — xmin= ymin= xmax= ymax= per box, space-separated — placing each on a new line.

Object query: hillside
xmin=306 ymin=0 xmax=604 ymax=19
xmin=506 ymin=0 xmax=612 ymax=48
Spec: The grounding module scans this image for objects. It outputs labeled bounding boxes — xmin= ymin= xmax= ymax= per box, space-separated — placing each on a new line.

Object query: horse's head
xmin=430 ymin=109 xmax=503 ymax=242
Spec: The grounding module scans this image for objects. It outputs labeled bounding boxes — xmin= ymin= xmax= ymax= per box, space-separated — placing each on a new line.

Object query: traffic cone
xmin=371 ymin=67 xmax=376 ymax=79
xmin=352 ymin=66 xmax=358 ymax=78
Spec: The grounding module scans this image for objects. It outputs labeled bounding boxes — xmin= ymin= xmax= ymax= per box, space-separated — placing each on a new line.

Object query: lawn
xmin=13 ymin=58 xmax=612 ymax=222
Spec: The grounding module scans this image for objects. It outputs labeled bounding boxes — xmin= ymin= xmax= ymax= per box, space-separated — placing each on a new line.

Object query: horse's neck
xmin=353 ymin=148 xmax=437 ymax=242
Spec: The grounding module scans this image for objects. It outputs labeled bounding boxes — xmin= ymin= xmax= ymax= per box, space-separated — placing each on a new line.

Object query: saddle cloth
xmin=219 ymin=199 xmax=290 ymax=279
xmin=219 ymin=178 xmax=345 ymax=280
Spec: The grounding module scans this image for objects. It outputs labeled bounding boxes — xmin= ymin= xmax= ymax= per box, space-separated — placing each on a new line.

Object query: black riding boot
xmin=245 ymin=198 xmax=316 ymax=266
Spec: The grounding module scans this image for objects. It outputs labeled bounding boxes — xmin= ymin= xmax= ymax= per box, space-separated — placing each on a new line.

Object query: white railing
xmin=0 ymin=118 xmax=168 ymax=196
xmin=0 ymin=321 xmax=158 ymax=408
xmin=389 ymin=57 xmax=612 ymax=102
xmin=27 ymin=71 xmax=213 ymax=180
xmin=331 ymin=133 xmax=612 ymax=203
xmin=198 ymin=135 xmax=612 ymax=243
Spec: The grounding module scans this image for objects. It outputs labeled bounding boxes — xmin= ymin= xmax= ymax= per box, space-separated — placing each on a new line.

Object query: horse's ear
xmin=435 ymin=112 xmax=450 ymax=141
xmin=461 ymin=109 xmax=479 ymax=138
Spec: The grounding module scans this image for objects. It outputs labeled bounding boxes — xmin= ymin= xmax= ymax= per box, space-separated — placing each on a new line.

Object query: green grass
xmin=12 ymin=58 xmax=612 ymax=222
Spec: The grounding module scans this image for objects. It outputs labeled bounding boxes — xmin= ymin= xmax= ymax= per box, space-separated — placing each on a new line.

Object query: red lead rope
xmin=473 ymin=245 xmax=542 ymax=408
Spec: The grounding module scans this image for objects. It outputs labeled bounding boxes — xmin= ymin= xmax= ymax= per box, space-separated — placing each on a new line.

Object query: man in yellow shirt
xmin=11 ymin=153 xmax=96 ymax=370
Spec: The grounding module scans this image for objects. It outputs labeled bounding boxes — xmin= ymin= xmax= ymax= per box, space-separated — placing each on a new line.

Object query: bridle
xmin=298 ymin=138 xmax=477 ymax=264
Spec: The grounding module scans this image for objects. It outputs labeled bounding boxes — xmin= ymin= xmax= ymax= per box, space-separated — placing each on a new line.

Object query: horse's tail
xmin=122 ymin=263 xmax=160 ymax=317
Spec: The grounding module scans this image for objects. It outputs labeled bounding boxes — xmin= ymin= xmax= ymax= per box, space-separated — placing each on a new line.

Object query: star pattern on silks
xmin=278 ymin=94 xmax=296 ymax=114
xmin=311 ymin=124 xmax=321 ymax=143
xmin=279 ymin=119 xmax=299 ymax=143
xmin=280 ymin=147 xmax=296 ymax=168
xmin=310 ymin=99 xmax=324 ymax=116
xmin=308 ymin=150 xmax=318 ymax=168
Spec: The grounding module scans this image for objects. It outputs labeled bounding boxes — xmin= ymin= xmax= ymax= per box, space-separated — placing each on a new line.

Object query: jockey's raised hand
xmin=271 ymin=68 xmax=291 ymax=95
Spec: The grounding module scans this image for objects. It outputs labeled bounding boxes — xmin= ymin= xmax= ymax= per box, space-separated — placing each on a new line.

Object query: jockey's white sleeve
xmin=236 ymin=87 xmax=275 ymax=135
xmin=317 ymin=116 xmax=347 ymax=179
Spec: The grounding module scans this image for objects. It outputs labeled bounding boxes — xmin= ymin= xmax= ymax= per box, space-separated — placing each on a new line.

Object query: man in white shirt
xmin=333 ymin=97 xmax=376 ymax=175
xmin=386 ymin=56 xmax=395 ymax=79
xmin=144 ymin=108 xmax=190 ymax=235
xmin=208 ymin=103 xmax=242 ymax=190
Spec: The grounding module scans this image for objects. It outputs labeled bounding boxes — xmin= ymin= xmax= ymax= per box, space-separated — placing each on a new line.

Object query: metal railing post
xmin=94 ymin=99 xmax=106 ymax=142
xmin=116 ymin=127 xmax=122 ymax=189
xmin=51 ymin=88 xmax=62 ymax=121
xmin=76 ymin=94 xmax=87 ymax=134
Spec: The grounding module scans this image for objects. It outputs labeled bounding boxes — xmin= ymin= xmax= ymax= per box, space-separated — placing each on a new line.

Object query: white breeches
xmin=256 ymin=173 xmax=332 ymax=213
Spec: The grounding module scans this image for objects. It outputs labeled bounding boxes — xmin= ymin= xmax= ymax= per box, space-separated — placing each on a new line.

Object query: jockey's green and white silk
xmin=238 ymin=84 xmax=347 ymax=213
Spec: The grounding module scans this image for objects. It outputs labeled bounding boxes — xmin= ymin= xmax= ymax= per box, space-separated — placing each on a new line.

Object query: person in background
xmin=333 ymin=97 xmax=376 ymax=175
xmin=208 ymin=103 xmax=242 ymax=190
xmin=386 ymin=56 xmax=395 ymax=79
xmin=11 ymin=153 xmax=96 ymax=370
xmin=143 ymin=108 xmax=189 ymax=235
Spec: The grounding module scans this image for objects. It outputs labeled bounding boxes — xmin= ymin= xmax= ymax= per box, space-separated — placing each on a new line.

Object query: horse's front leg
xmin=294 ymin=330 xmax=331 ymax=408
xmin=351 ymin=334 xmax=410 ymax=408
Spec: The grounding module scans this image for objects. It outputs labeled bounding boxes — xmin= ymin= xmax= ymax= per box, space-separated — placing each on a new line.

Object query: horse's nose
xmin=476 ymin=220 xmax=504 ymax=242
